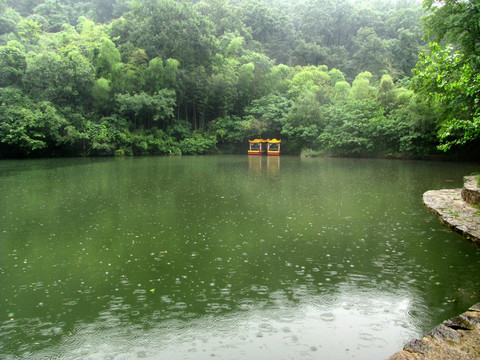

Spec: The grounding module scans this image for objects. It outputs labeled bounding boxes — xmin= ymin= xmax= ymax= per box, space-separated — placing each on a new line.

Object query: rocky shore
xmin=388 ymin=175 xmax=480 ymax=359
xmin=422 ymin=175 xmax=480 ymax=245
xmin=388 ymin=303 xmax=480 ymax=360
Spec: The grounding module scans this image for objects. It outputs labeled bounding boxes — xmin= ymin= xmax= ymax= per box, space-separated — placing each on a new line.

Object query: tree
xmin=164 ymin=58 xmax=180 ymax=90
xmin=376 ymin=74 xmax=396 ymax=108
xmin=16 ymin=19 xmax=42 ymax=47
xmin=206 ymin=58 xmax=238 ymax=118
xmin=353 ymin=27 xmax=388 ymax=74
xmin=281 ymin=89 xmax=325 ymax=151
xmin=144 ymin=57 xmax=165 ymax=94
xmin=288 ymin=65 xmax=331 ymax=101
xmin=111 ymin=0 xmax=216 ymax=68
xmin=328 ymin=68 xmax=345 ymax=86
xmin=411 ymin=0 xmax=480 ymax=151
xmin=318 ymin=100 xmax=383 ymax=156
xmin=24 ymin=49 xmax=94 ymax=107
xmin=351 ymin=71 xmax=376 ymax=100
xmin=0 ymin=40 xmax=26 ymax=87
xmin=225 ymin=36 xmax=245 ymax=58
xmin=116 ymin=89 xmax=176 ymax=129
xmin=0 ymin=87 xmax=68 ymax=155
xmin=333 ymin=81 xmax=352 ymax=103
xmin=412 ymin=43 xmax=480 ymax=150
xmin=237 ymin=62 xmax=255 ymax=110
xmin=92 ymin=77 xmax=112 ymax=113
xmin=33 ymin=0 xmax=68 ymax=32
xmin=0 ymin=3 xmax=21 ymax=36
xmin=194 ymin=0 xmax=248 ymax=39
xmin=96 ymin=37 xmax=121 ymax=79
xmin=422 ymin=0 xmax=480 ymax=61
xmin=243 ymin=92 xmax=293 ymax=138
xmin=240 ymin=0 xmax=296 ymax=64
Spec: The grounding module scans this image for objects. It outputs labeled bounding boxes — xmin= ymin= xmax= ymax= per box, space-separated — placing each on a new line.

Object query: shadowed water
xmin=1 ymin=155 xmax=479 ymax=359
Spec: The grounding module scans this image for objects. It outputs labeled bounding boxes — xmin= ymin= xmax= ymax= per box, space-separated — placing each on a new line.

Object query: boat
xmin=267 ymin=139 xmax=281 ymax=156
xmin=248 ymin=139 xmax=267 ymax=155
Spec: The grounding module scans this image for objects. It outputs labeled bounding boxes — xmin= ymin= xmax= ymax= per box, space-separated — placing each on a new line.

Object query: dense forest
xmin=0 ymin=0 xmax=479 ymax=158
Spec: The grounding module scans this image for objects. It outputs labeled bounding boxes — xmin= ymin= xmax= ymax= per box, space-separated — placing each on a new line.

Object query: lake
xmin=1 ymin=155 xmax=479 ymax=360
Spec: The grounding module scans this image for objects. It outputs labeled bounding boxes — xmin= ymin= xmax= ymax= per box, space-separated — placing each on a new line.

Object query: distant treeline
xmin=0 ymin=0 xmax=478 ymax=158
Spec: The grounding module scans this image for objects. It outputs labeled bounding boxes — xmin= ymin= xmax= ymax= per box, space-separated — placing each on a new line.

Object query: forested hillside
xmin=0 ymin=0 xmax=478 ymax=158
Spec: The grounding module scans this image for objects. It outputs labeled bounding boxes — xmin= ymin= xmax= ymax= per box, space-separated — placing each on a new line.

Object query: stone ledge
xmin=388 ymin=303 xmax=480 ymax=360
xmin=423 ymin=189 xmax=480 ymax=245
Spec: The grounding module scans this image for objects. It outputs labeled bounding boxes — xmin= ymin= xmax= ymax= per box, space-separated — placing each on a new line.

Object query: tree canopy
xmin=411 ymin=0 xmax=480 ymax=151
xmin=0 ymin=0 xmax=478 ymax=158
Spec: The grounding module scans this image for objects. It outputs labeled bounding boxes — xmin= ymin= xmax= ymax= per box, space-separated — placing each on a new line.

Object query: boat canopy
xmin=249 ymin=139 xmax=282 ymax=143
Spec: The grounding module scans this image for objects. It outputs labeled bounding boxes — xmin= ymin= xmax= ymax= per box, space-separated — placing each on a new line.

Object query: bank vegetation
xmin=0 ymin=0 xmax=478 ymax=158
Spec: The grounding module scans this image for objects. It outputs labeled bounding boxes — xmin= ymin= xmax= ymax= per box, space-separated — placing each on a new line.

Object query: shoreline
xmin=422 ymin=188 xmax=480 ymax=245
xmin=388 ymin=304 xmax=480 ymax=359
xmin=388 ymin=176 xmax=480 ymax=359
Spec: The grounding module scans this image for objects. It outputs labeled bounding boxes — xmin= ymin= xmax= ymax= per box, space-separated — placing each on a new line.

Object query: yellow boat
xmin=267 ymin=139 xmax=281 ymax=156
xmin=248 ymin=139 xmax=267 ymax=155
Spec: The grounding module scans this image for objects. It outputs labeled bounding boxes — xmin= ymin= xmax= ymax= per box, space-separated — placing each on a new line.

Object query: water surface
xmin=1 ymin=155 xmax=479 ymax=359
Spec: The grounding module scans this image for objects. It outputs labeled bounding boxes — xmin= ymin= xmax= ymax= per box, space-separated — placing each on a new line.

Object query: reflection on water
xmin=248 ymin=155 xmax=281 ymax=176
xmin=0 ymin=156 xmax=479 ymax=360
xmin=25 ymin=287 xmax=419 ymax=360
xmin=248 ymin=154 xmax=263 ymax=173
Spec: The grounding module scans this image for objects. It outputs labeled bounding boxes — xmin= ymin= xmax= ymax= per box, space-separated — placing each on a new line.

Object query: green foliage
xmin=210 ymin=115 xmax=252 ymax=144
xmin=318 ymin=100 xmax=377 ymax=156
xmin=115 ymin=90 xmax=176 ymax=129
xmin=244 ymin=93 xmax=293 ymax=138
xmin=23 ymin=49 xmax=94 ymax=106
xmin=353 ymin=27 xmax=388 ymax=75
xmin=33 ymin=0 xmax=69 ymax=33
xmin=96 ymin=37 xmax=120 ymax=79
xmin=111 ymin=0 xmax=216 ymax=68
xmin=144 ymin=57 xmax=164 ymax=94
xmin=0 ymin=0 xmax=465 ymax=159
xmin=281 ymin=90 xmax=325 ymax=152
xmin=333 ymin=81 xmax=352 ymax=103
xmin=17 ymin=19 xmax=42 ymax=46
xmin=0 ymin=87 xmax=68 ymax=154
xmin=92 ymin=77 xmax=112 ymax=111
xmin=0 ymin=40 xmax=26 ymax=87
xmin=352 ymin=72 xmax=376 ymax=100
xmin=376 ymin=74 xmax=396 ymax=108
xmin=412 ymin=43 xmax=480 ymax=151
xmin=329 ymin=68 xmax=345 ymax=86
xmin=411 ymin=0 xmax=480 ymax=152
xmin=179 ymin=132 xmax=217 ymax=155
xmin=422 ymin=0 xmax=480 ymax=60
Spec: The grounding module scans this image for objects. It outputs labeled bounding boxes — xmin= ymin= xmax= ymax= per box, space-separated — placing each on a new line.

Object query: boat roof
xmin=248 ymin=138 xmax=281 ymax=143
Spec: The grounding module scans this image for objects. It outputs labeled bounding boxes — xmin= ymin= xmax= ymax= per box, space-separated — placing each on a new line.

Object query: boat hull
xmin=248 ymin=151 xmax=263 ymax=155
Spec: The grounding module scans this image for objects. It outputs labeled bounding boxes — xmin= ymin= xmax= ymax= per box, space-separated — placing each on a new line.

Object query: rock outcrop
xmin=388 ymin=303 xmax=480 ymax=360
xmin=423 ymin=175 xmax=480 ymax=245
xmin=388 ymin=175 xmax=480 ymax=359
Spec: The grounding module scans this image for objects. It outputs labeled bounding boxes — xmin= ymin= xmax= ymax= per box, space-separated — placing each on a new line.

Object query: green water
xmin=1 ymin=155 xmax=479 ymax=360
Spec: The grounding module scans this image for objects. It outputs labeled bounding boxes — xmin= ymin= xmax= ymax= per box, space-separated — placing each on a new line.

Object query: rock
xmin=428 ymin=324 xmax=461 ymax=342
xmin=423 ymin=189 xmax=480 ymax=244
xmin=388 ymin=304 xmax=480 ymax=359
xmin=461 ymin=176 xmax=480 ymax=206
xmin=403 ymin=338 xmax=432 ymax=354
